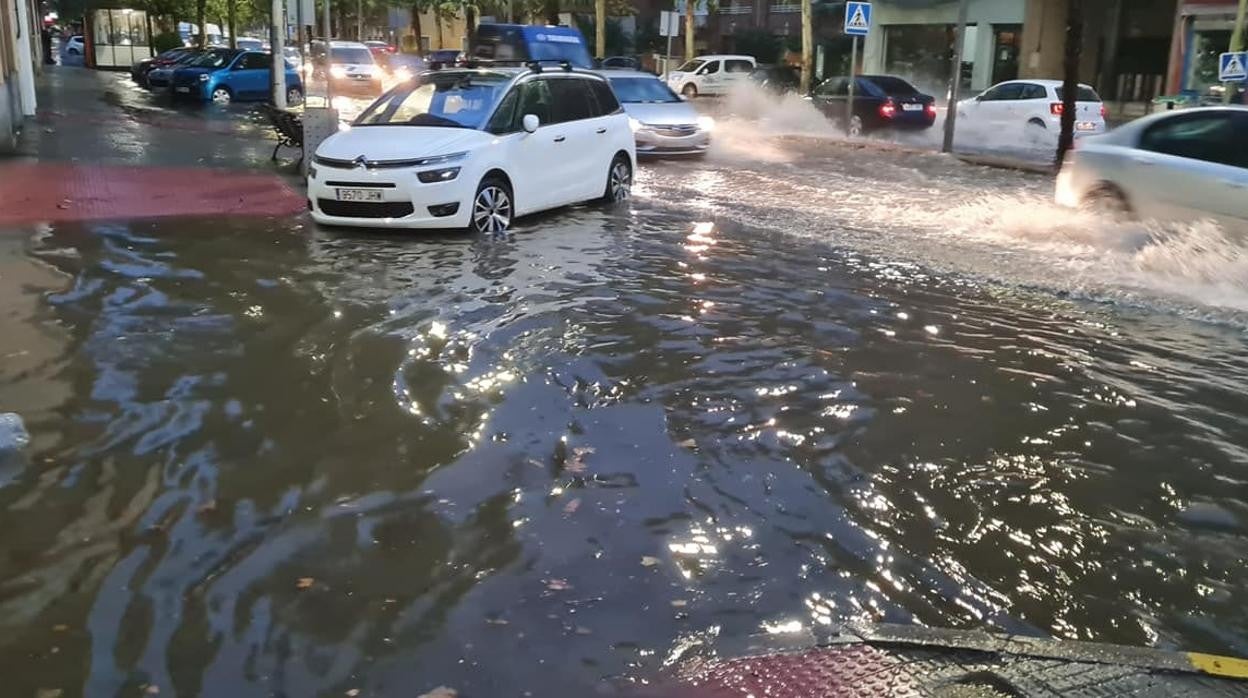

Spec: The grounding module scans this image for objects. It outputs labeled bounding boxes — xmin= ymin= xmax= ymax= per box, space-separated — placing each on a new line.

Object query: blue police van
xmin=468 ymin=24 xmax=593 ymax=69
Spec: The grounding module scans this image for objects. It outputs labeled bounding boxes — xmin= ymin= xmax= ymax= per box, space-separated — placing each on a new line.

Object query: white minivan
xmin=309 ymin=66 xmax=636 ymax=233
xmin=666 ymin=54 xmax=757 ymax=99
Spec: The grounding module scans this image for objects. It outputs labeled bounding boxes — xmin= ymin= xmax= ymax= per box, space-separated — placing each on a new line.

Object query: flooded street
xmin=4 ymin=128 xmax=1248 ymax=695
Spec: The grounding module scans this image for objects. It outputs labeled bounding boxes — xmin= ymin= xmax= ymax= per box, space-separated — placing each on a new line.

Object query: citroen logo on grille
xmin=353 ymin=156 xmax=370 ymax=169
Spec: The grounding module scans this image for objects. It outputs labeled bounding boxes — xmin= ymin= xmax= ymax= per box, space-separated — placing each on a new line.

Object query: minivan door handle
xmin=553 ymin=135 xmax=566 ymax=143
xmin=596 ymin=127 xmax=607 ymax=134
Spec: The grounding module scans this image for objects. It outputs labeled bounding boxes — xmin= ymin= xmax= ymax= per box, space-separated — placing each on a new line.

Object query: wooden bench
xmin=262 ymin=104 xmax=303 ymax=162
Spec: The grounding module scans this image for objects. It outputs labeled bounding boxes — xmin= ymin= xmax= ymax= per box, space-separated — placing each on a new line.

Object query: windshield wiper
xmin=407 ymin=114 xmax=469 ymax=128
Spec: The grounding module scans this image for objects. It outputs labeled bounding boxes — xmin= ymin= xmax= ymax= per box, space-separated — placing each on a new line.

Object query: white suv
xmin=308 ymin=66 xmax=636 ymax=233
xmin=666 ymin=54 xmax=756 ymax=99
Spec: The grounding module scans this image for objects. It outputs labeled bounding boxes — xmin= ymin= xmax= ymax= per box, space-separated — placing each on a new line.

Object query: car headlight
xmin=199 ymin=73 xmax=209 ymax=82
xmin=329 ymin=65 xmax=346 ymax=79
xmin=394 ymin=67 xmax=412 ymax=81
xmin=417 ymin=166 xmax=460 ymax=183
xmin=697 ymin=115 xmax=715 ymax=132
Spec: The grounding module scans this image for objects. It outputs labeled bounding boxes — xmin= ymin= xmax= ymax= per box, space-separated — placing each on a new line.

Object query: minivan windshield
xmin=607 ymin=76 xmax=681 ymax=103
xmin=355 ymin=72 xmax=509 ymax=128
xmin=678 ymin=59 xmax=705 ymax=73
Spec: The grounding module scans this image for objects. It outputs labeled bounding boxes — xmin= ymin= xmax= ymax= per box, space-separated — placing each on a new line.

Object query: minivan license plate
xmin=336 ymin=188 xmax=383 ymax=202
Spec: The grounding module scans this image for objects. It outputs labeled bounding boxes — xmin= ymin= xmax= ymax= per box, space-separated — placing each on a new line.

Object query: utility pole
xmin=799 ymin=0 xmax=812 ymax=94
xmin=941 ymin=0 xmax=969 ymax=153
xmin=272 ymin=0 xmax=287 ymax=107
xmin=1226 ymin=0 xmax=1248 ymax=103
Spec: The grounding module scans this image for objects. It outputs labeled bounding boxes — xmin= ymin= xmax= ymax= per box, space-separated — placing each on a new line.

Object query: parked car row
xmin=133 ymin=47 xmax=303 ymax=105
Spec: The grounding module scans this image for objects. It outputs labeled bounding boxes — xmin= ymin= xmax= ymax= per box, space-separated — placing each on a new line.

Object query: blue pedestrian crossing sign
xmin=844 ymin=1 xmax=872 ymax=37
xmin=1220 ymin=52 xmax=1247 ymax=82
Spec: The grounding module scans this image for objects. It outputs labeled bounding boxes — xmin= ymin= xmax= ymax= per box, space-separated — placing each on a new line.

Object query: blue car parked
xmin=171 ymin=48 xmax=303 ymax=105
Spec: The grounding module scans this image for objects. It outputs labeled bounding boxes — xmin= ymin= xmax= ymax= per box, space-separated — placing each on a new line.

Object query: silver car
xmin=1056 ymin=106 xmax=1248 ymax=227
xmin=600 ymin=70 xmax=713 ymax=157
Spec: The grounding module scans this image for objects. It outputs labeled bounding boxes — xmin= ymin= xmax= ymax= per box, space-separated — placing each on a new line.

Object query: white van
xmin=665 ymin=54 xmax=756 ymax=98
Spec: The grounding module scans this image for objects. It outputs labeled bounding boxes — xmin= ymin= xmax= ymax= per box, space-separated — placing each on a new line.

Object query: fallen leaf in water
xmin=671 ymin=599 xmax=688 ymax=607
xmin=52 ymin=624 xmax=69 ymax=632
xmin=296 ymin=577 xmax=314 ymax=589
xmin=678 ymin=439 xmax=696 ymax=448
xmin=545 ymin=578 xmax=570 ymax=591
xmin=345 ymin=690 xmax=360 ymax=697
xmin=563 ymin=498 xmax=581 ymax=515
xmin=417 ymin=687 xmax=457 ymax=698
xmin=35 ymin=689 xmax=62 ymax=698
xmin=566 ymin=446 xmax=594 ymax=474
xmin=145 ymin=686 xmax=160 ymax=695
xmin=575 ymin=626 xmax=592 ymax=635
xmin=640 ymin=556 xmax=660 ymax=567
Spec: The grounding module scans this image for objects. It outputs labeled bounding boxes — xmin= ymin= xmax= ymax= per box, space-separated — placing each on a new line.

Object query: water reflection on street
xmin=3 ymin=183 xmax=1248 ymax=695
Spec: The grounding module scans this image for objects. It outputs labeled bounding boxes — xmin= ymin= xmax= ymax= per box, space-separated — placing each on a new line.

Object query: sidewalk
xmin=1 ymin=66 xmax=305 ymax=226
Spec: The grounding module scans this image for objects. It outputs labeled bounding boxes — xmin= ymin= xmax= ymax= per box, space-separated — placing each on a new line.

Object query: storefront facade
xmin=1168 ymin=0 xmax=1242 ymax=95
xmin=861 ymin=0 xmax=1026 ymax=96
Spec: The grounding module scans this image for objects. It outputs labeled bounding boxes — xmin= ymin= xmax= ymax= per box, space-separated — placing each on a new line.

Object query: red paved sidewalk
xmin=0 ymin=162 xmax=305 ymax=225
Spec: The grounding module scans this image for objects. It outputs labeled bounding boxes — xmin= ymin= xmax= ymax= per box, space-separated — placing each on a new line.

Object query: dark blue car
xmin=810 ymin=74 xmax=937 ymax=137
xmin=171 ymin=48 xmax=303 ymax=105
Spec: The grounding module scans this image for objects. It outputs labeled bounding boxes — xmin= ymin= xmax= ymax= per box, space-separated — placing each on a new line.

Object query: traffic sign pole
xmin=842 ymin=2 xmax=871 ymax=137
xmin=942 ymin=0 xmax=969 ymax=154
xmin=847 ymin=36 xmax=857 ymax=136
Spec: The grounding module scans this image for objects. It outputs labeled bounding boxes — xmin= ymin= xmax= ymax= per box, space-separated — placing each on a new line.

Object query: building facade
xmin=1167 ymin=0 xmax=1243 ymax=94
xmin=861 ymin=0 xmax=1026 ymax=95
xmin=1 ymin=0 xmax=40 ymax=152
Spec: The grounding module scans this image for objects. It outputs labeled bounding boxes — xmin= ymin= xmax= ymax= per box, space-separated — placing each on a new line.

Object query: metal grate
xmin=317 ymin=199 xmax=414 ymax=218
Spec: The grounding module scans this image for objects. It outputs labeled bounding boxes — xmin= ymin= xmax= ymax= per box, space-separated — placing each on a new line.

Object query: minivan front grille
xmin=317 ymin=199 xmax=415 ymax=219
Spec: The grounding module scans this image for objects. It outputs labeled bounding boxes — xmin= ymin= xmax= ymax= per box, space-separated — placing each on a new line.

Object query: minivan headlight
xmin=417 ymin=167 xmax=460 ymax=183
xmin=419 ymin=151 xmax=467 ymax=166
xmin=697 ymin=115 xmax=715 ymax=132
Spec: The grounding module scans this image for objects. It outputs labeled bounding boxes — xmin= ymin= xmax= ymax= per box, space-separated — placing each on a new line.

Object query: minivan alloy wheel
xmin=473 ymin=183 xmax=512 ymax=233
xmin=608 ymin=159 xmax=632 ymax=202
xmin=212 ymin=87 xmax=232 ymax=104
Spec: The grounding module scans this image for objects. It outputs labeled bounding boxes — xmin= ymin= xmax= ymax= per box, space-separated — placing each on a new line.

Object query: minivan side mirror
xmin=522 ymin=114 xmax=540 ymax=133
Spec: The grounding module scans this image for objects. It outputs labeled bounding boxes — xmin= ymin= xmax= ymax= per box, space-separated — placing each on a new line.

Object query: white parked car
xmin=601 ymin=70 xmax=713 ymax=156
xmin=1056 ymin=107 xmax=1248 ymax=228
xmin=958 ymin=79 xmax=1106 ymax=146
xmin=63 ymin=35 xmax=84 ymax=55
xmin=309 ymin=66 xmax=636 ymax=233
xmin=666 ymin=54 xmax=756 ymax=99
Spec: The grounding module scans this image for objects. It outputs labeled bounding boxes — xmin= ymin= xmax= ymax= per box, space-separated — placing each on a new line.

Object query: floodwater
xmin=5 ymin=76 xmax=1248 ymax=697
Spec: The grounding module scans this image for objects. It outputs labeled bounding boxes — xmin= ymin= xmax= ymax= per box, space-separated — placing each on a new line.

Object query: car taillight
xmin=1050 ymin=102 xmax=1064 ymax=116
xmin=925 ymin=102 xmax=937 ymax=117
xmin=1100 ymin=103 xmax=1107 ymax=118
xmin=879 ymin=99 xmax=896 ymax=119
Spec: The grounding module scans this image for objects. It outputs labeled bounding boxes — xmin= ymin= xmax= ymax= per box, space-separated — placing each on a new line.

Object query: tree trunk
xmin=411 ymin=3 xmax=424 ymax=54
xmin=684 ymin=0 xmax=694 ymax=61
xmin=544 ymin=0 xmax=559 ymax=25
xmin=799 ymin=0 xmax=811 ymax=94
xmin=227 ymin=0 xmax=236 ymax=48
xmin=595 ymin=0 xmax=605 ymax=58
xmin=434 ymin=8 xmax=443 ymax=48
xmin=1056 ymin=0 xmax=1081 ymax=166
xmin=196 ymin=0 xmax=206 ymax=47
